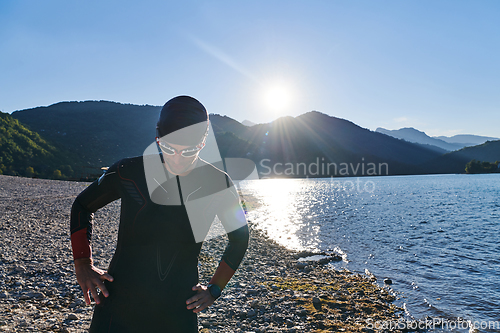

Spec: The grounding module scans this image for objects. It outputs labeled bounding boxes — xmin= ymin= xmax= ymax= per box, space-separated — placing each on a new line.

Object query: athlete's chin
xmin=168 ymin=164 xmax=191 ymax=175
xmin=164 ymin=157 xmax=197 ymax=176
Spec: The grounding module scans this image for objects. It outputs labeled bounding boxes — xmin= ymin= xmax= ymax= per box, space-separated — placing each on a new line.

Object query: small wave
xmin=332 ymin=246 xmax=348 ymax=262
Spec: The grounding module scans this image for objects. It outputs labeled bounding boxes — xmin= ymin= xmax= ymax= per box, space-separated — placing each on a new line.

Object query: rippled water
xmin=239 ymin=174 xmax=500 ymax=332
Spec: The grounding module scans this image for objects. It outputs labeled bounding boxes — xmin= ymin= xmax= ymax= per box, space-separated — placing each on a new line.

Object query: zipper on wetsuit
xmin=176 ymin=175 xmax=184 ymax=205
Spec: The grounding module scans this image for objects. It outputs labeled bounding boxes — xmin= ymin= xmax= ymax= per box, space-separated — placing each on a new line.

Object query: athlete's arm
xmin=186 ymin=224 xmax=249 ymax=313
xmin=186 ymin=177 xmax=249 ymax=312
xmin=70 ymin=161 xmax=121 ymax=304
xmin=212 ymin=177 xmax=249 ymax=288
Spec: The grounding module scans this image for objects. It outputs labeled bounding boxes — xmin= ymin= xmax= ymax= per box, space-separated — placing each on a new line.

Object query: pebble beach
xmin=0 ymin=175 xmax=408 ymax=332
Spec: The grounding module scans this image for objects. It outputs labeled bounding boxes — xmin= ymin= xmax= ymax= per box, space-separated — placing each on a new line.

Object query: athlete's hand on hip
xmin=186 ymin=283 xmax=215 ymax=313
xmin=74 ymin=258 xmax=114 ymax=305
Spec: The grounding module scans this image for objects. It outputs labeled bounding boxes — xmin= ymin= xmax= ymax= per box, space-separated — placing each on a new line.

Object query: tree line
xmin=465 ymin=160 xmax=500 ymax=174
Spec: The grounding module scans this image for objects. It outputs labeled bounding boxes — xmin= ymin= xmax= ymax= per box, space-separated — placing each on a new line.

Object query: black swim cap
xmin=156 ymin=96 xmax=209 ymax=145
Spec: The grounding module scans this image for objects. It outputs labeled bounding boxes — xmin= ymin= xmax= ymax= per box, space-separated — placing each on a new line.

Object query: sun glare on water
xmin=243 ymin=179 xmax=321 ymax=251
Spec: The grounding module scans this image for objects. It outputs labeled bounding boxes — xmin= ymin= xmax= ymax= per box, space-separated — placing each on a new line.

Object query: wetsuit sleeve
xmin=209 ymin=176 xmax=249 ymax=290
xmin=70 ymin=161 xmax=121 ymax=260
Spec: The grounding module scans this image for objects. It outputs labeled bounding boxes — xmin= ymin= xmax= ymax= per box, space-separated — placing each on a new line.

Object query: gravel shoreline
xmin=0 ymin=175 xmax=408 ymax=332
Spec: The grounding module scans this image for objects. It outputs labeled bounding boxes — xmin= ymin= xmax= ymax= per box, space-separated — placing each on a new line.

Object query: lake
xmin=239 ymin=174 xmax=500 ymax=333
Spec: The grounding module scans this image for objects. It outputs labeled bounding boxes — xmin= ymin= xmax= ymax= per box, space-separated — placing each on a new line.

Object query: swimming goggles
xmin=155 ymin=138 xmax=205 ymax=157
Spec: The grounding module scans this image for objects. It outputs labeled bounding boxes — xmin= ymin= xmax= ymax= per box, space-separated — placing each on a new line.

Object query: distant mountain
xmin=210 ymin=114 xmax=248 ymax=136
xmin=434 ymin=134 xmax=499 ymax=146
xmin=376 ymin=127 xmax=464 ymax=151
xmin=12 ymin=101 xmax=161 ymax=168
xmin=425 ymin=140 xmax=500 ymax=174
xmin=9 ymin=101 xmax=469 ymax=178
xmin=413 ymin=143 xmax=448 ymax=155
xmin=213 ymin=111 xmax=447 ymax=176
xmin=241 ymin=120 xmax=256 ymax=127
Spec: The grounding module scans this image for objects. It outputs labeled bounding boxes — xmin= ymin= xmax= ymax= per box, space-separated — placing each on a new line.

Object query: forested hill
xmin=11 ymin=101 xmax=161 ymax=169
xmin=448 ymin=140 xmax=500 ymax=163
xmin=6 ymin=100 xmax=496 ymax=179
xmin=425 ymin=140 xmax=500 ymax=174
xmin=0 ymin=111 xmax=72 ymax=178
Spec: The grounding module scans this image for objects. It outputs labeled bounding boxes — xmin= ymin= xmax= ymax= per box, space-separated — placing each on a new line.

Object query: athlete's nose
xmin=173 ymin=154 xmax=184 ymax=164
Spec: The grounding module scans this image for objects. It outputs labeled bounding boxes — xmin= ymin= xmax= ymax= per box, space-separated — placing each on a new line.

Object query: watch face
xmin=208 ymin=284 xmax=221 ymax=298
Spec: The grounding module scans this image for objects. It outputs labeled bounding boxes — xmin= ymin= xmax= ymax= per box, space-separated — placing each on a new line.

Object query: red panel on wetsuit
xmin=71 ymin=228 xmax=92 ymax=260
xmin=209 ymin=259 xmax=235 ymax=290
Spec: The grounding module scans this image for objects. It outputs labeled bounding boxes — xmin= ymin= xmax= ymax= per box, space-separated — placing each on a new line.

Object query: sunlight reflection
xmin=242 ymin=179 xmax=321 ymax=251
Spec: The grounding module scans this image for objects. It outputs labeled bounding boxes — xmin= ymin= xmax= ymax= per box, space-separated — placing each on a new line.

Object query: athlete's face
xmin=161 ymin=142 xmax=200 ymax=176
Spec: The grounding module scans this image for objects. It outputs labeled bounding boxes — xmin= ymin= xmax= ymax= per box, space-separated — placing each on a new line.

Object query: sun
xmin=262 ymin=83 xmax=292 ymax=113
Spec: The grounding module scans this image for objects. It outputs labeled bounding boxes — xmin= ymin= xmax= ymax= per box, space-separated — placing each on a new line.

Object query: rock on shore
xmin=0 ymin=175 xmax=407 ymax=332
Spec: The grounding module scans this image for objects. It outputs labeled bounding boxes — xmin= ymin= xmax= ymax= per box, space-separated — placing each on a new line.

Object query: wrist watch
xmin=207 ymin=284 xmax=222 ymax=300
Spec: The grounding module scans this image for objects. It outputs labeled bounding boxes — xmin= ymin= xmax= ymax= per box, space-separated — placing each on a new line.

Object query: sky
xmin=1 ymin=0 xmax=499 ymax=137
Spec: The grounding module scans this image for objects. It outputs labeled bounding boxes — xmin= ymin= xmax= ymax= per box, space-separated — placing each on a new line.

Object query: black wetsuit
xmin=70 ymin=155 xmax=249 ymax=332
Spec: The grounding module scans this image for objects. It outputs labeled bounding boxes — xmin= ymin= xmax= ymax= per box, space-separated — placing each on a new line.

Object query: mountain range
xmin=435 ymin=134 xmax=499 ymax=146
xmin=2 ymin=101 xmax=500 ymax=179
xmin=376 ymin=127 xmax=498 ymax=152
xmin=241 ymin=120 xmax=256 ymax=127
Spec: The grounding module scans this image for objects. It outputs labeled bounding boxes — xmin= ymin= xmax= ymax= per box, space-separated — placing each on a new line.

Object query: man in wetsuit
xmin=70 ymin=96 xmax=249 ymax=332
